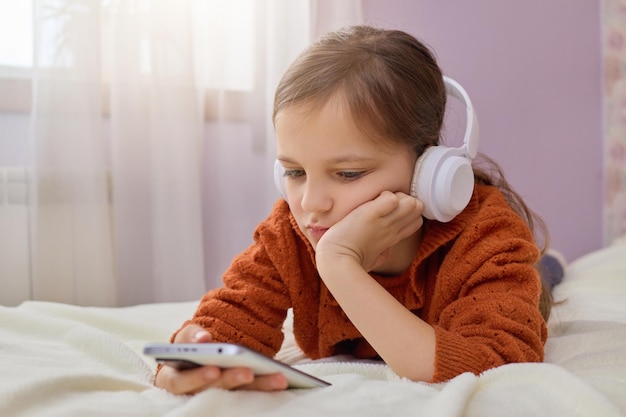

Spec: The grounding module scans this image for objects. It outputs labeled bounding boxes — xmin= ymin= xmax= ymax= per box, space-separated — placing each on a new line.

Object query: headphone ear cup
xmin=274 ymin=160 xmax=287 ymax=200
xmin=410 ymin=146 xmax=474 ymax=222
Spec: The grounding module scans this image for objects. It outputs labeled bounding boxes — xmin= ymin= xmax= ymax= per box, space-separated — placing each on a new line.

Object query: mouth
xmin=307 ymin=225 xmax=329 ymax=240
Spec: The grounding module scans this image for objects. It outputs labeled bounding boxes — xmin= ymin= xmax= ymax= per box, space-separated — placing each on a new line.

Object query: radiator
xmin=0 ymin=167 xmax=29 ymax=206
xmin=0 ymin=167 xmax=31 ymax=306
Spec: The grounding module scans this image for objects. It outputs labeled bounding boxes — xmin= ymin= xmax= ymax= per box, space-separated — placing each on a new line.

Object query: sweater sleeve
xmin=427 ymin=188 xmax=548 ymax=382
xmin=174 ymin=203 xmax=293 ymax=358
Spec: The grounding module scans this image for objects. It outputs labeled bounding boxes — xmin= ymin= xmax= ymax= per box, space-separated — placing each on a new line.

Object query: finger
xmin=400 ymin=215 xmax=424 ymax=240
xmin=156 ymin=364 xmax=222 ymax=395
xmin=394 ymin=192 xmax=423 ymax=212
xmin=396 ymin=201 xmax=425 ymax=238
xmin=393 ymin=194 xmax=425 ymax=224
xmin=376 ymin=196 xmax=422 ymax=243
xmin=374 ymin=192 xmax=423 ymax=222
xmin=209 ymin=367 xmax=256 ymax=390
xmin=237 ymin=372 xmax=289 ymax=391
xmin=367 ymin=191 xmax=401 ymax=217
xmin=174 ymin=324 xmax=212 ymax=343
xmin=190 ymin=368 xmax=288 ymax=392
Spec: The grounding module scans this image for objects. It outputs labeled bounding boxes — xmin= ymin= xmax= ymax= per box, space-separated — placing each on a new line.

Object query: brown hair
xmin=274 ymin=25 xmax=445 ymax=155
xmin=273 ymin=25 xmax=551 ymax=320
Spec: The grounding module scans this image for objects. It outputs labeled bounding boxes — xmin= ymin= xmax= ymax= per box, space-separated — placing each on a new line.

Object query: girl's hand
xmin=313 ymin=192 xmax=435 ymax=382
xmin=154 ymin=324 xmax=288 ymax=394
xmin=316 ymin=191 xmax=424 ymax=272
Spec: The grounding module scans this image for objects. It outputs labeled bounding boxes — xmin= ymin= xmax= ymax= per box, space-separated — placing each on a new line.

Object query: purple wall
xmin=362 ymin=0 xmax=603 ymax=262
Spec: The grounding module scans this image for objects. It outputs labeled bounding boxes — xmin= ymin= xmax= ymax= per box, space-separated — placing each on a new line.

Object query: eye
xmin=337 ymin=171 xmax=365 ymax=181
xmin=283 ymin=169 xmax=305 ymax=178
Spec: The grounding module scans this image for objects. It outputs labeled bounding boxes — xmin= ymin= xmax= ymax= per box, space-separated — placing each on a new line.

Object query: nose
xmin=300 ymin=178 xmax=332 ymax=213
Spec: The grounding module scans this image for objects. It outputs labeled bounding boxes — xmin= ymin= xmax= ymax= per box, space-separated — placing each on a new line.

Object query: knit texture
xmin=177 ymin=184 xmax=547 ymax=383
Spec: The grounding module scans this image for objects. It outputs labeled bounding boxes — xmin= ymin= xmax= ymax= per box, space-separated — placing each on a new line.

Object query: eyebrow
xmin=277 ymin=155 xmax=376 ymax=164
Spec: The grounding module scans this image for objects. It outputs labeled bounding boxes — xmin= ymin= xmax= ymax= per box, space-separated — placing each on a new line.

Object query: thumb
xmin=174 ymin=324 xmax=212 ymax=343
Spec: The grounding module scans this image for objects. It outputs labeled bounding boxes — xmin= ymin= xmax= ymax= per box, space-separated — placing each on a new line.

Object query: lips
xmin=307 ymin=225 xmax=329 ymax=239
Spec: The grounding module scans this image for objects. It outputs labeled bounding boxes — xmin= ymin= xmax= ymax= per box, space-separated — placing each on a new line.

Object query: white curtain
xmin=603 ymin=0 xmax=626 ymax=245
xmin=27 ymin=0 xmax=362 ymax=307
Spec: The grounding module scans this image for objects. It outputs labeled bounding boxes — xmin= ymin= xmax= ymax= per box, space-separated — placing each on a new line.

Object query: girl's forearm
xmin=317 ymin=256 xmax=436 ymax=381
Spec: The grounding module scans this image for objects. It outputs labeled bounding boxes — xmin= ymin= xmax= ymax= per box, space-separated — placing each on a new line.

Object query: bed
xmin=1 ymin=238 xmax=625 ymax=417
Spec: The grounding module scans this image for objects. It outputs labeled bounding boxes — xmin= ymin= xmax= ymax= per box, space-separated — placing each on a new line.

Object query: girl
xmin=155 ymin=25 xmax=550 ymax=394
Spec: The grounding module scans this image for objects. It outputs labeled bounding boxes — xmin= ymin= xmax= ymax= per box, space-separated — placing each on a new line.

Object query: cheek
xmin=354 ymin=166 xmax=415 ymax=202
xmin=331 ymin=185 xmax=384 ymax=219
xmin=287 ymin=199 xmax=308 ymax=228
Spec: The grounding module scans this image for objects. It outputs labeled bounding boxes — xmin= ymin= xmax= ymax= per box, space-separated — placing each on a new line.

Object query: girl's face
xmin=274 ymin=93 xmax=416 ymax=250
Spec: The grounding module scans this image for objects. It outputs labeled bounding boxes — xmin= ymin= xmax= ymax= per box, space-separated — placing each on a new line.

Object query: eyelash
xmin=338 ymin=171 xmax=365 ymax=180
xmin=283 ymin=169 xmax=305 ymax=178
xmin=283 ymin=170 xmax=365 ymax=181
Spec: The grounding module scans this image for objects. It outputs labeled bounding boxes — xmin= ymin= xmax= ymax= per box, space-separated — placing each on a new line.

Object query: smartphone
xmin=143 ymin=342 xmax=330 ymax=389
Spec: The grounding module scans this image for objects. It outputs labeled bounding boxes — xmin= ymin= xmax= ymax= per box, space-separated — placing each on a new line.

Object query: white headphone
xmin=274 ymin=76 xmax=479 ymax=223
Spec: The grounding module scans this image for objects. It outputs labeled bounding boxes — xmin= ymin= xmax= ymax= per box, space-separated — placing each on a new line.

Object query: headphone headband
xmin=443 ymin=76 xmax=479 ymax=159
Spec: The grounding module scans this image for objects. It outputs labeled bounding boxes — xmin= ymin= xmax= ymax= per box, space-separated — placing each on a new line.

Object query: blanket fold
xmin=1 ymin=300 xmax=625 ymax=417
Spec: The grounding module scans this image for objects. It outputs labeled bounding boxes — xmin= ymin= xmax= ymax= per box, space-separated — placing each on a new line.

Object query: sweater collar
xmin=412 ymin=185 xmax=480 ymax=267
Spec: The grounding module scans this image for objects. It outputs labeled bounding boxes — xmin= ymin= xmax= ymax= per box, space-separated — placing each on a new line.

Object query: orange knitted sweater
xmin=179 ymin=184 xmax=548 ymax=383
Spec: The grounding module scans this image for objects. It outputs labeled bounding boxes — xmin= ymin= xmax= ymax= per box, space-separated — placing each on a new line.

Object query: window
xmin=0 ymin=0 xmax=33 ymax=69
xmin=0 ymin=0 xmax=258 ymax=117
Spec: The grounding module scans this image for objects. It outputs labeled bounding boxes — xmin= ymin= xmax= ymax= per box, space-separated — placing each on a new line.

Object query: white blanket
xmin=1 ymin=240 xmax=625 ymax=417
